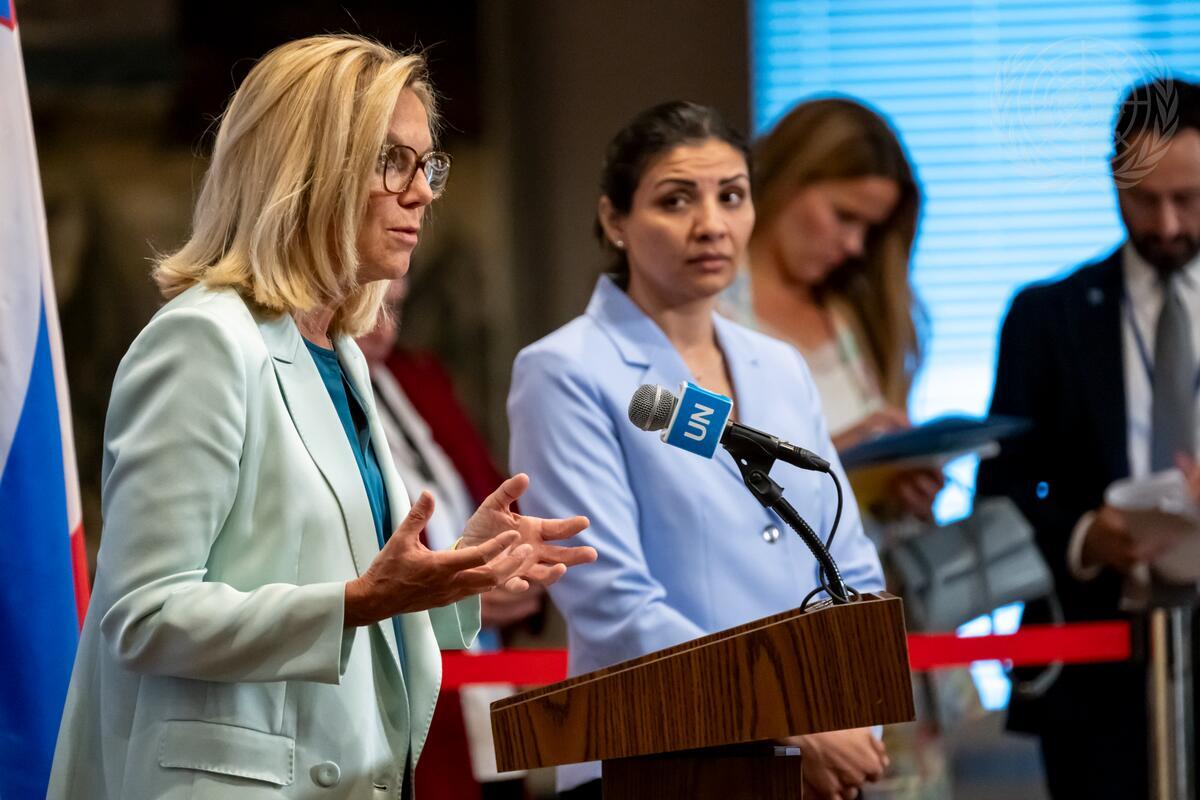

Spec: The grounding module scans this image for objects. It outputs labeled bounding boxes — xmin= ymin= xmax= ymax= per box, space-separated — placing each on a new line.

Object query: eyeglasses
xmin=376 ymin=143 xmax=452 ymax=198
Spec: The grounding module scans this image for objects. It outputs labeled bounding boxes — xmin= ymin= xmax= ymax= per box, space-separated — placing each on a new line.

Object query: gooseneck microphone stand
xmin=722 ymin=433 xmax=851 ymax=606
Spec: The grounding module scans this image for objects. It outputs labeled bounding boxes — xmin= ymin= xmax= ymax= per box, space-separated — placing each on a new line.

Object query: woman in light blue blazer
xmin=49 ymin=36 xmax=594 ymax=800
xmin=508 ymin=102 xmax=887 ymax=800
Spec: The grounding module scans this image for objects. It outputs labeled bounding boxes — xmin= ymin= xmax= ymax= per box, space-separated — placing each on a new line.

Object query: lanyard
xmin=1122 ymin=290 xmax=1200 ymax=394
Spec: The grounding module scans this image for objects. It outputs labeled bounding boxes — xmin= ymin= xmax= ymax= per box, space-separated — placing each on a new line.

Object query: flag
xmin=0 ymin=1 xmax=91 ymax=797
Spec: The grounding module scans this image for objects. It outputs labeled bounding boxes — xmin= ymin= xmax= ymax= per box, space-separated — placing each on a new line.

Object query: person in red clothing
xmin=383 ymin=348 xmax=509 ymax=509
xmin=358 ymin=279 xmax=543 ymax=800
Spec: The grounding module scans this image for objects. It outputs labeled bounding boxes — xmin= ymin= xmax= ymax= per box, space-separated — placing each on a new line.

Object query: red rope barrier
xmin=440 ymin=621 xmax=1133 ymax=689
xmin=907 ymin=621 xmax=1131 ymax=670
xmin=442 ymin=649 xmax=568 ymax=687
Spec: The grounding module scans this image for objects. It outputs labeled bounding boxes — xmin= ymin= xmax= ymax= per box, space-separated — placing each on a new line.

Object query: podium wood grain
xmin=491 ymin=593 xmax=914 ymax=772
xmin=602 ymin=744 xmax=805 ymax=799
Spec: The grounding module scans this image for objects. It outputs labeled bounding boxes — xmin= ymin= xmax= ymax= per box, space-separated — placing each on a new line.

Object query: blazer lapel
xmin=336 ymin=337 xmax=440 ymax=752
xmin=588 ymin=276 xmax=685 ymax=415
xmin=587 ymin=275 xmax=671 ymax=373
xmin=259 ymin=315 xmax=382 ymax=576
xmin=1070 ymin=250 xmax=1130 ymax=481
xmin=712 ymin=316 xmax=767 ymax=481
xmin=588 ymin=276 xmax=748 ymax=482
xmin=334 ymin=338 xmax=412 ymax=524
xmin=334 ymin=339 xmax=416 ymax=669
xmin=258 ymin=315 xmax=408 ymax=691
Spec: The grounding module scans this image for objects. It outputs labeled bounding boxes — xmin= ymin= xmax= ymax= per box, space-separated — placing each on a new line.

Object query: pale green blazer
xmin=48 ymin=284 xmax=480 ymax=799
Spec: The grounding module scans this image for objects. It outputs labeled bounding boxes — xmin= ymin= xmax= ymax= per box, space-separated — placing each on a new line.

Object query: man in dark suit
xmin=977 ymin=77 xmax=1200 ymax=799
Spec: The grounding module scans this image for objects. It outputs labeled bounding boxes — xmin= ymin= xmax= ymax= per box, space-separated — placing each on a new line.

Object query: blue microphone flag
xmin=661 ymin=381 xmax=733 ymax=459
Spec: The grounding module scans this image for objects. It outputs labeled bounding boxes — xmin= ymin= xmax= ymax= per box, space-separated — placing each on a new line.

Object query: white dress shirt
xmin=1067 ymin=243 xmax=1200 ymax=581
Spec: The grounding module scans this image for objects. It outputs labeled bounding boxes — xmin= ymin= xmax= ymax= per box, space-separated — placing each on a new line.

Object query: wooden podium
xmin=491 ymin=593 xmax=915 ymax=799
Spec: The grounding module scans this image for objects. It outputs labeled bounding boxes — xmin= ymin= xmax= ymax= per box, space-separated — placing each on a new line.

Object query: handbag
xmin=885 ymin=497 xmax=1055 ymax=633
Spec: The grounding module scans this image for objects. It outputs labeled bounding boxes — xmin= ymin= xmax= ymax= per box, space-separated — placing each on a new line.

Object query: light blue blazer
xmin=508 ymin=276 xmax=885 ymax=790
xmin=49 ymin=284 xmax=479 ymax=800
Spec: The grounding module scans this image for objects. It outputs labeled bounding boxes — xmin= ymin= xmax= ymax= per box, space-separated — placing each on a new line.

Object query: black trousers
xmin=1018 ymin=656 xmax=1146 ymax=800
xmin=1038 ymin=718 xmax=1147 ymax=800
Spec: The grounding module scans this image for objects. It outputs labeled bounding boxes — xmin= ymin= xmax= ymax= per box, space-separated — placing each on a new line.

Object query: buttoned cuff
xmin=1068 ymin=511 xmax=1104 ymax=582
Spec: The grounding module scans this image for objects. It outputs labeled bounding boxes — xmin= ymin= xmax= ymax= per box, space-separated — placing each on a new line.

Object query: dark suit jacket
xmin=976 ymin=248 xmax=1146 ymax=735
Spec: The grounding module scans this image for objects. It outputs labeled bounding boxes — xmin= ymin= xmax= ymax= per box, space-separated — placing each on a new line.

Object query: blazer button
xmin=762 ymin=524 xmax=781 ymax=544
xmin=311 ymin=761 xmax=341 ymax=788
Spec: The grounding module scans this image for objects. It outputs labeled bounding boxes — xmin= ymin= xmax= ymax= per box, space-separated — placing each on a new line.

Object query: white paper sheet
xmin=1106 ymin=469 xmax=1200 ymax=583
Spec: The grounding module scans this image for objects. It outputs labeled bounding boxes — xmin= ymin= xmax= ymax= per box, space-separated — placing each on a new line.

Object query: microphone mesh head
xmin=628 ymin=384 xmax=677 ymax=431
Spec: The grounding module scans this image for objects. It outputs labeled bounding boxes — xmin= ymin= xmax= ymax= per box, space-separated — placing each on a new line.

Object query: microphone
xmin=627 ymin=383 xmax=830 ymax=472
xmin=629 ymin=381 xmax=852 ymax=606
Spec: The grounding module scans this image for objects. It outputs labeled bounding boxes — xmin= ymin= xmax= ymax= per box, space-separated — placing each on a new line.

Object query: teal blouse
xmin=304 ymin=340 xmax=391 ymax=544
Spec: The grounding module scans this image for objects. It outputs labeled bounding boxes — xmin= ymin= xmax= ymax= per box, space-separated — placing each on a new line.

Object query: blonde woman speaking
xmin=48 ymin=35 xmax=595 ymax=800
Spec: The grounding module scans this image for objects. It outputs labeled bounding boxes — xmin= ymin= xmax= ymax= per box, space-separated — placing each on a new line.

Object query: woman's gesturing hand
xmin=344 ymin=492 xmax=539 ymax=627
xmin=460 ymin=473 xmax=597 ymax=592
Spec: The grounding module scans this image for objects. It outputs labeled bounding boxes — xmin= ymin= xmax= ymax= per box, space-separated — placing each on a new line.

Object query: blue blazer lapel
xmin=714 ymin=313 xmax=764 ymax=425
xmin=712 ymin=315 xmax=769 ymax=481
xmin=587 ymin=276 xmax=669 ymax=370
xmin=588 ymin=277 xmax=752 ymax=483
xmin=587 ymin=276 xmax=697 ymax=415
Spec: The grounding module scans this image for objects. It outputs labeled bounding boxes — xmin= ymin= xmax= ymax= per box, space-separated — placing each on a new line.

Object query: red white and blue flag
xmin=0 ymin=1 xmax=91 ymax=797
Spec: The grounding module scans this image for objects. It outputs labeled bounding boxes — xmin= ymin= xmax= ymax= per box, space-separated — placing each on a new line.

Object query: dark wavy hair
xmin=596 ymin=101 xmax=751 ymax=288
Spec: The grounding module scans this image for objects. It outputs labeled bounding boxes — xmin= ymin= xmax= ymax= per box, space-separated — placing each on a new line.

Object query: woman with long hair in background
xmin=729 ymin=96 xmax=981 ymax=799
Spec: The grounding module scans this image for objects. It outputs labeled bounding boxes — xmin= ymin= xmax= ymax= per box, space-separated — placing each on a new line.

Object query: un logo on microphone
xmin=662 ymin=382 xmax=733 ymax=459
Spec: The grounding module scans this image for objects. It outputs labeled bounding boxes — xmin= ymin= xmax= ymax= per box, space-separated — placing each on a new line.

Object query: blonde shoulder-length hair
xmin=751 ymin=97 xmax=924 ymax=407
xmin=153 ymin=34 xmax=437 ymax=336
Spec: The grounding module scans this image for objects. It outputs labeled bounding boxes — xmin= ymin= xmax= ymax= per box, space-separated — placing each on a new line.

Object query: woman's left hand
xmin=888 ymin=467 xmax=944 ymax=522
xmin=460 ymin=473 xmax=596 ymax=592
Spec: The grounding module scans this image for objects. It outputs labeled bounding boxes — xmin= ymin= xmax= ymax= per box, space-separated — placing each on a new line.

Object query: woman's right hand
xmin=887 ymin=468 xmax=944 ymax=522
xmin=831 ymin=406 xmax=910 ymax=452
xmin=343 ymin=492 xmax=538 ymax=627
xmin=833 ymin=406 xmax=944 ymax=520
xmin=787 ymin=728 xmax=889 ymax=800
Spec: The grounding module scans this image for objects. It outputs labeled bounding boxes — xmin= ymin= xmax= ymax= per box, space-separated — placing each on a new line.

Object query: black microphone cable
xmin=796 ymin=469 xmax=861 ymax=610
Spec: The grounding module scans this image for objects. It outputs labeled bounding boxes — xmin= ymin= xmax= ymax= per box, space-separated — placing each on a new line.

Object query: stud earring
xmin=614 ymin=240 xmax=625 ymax=249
